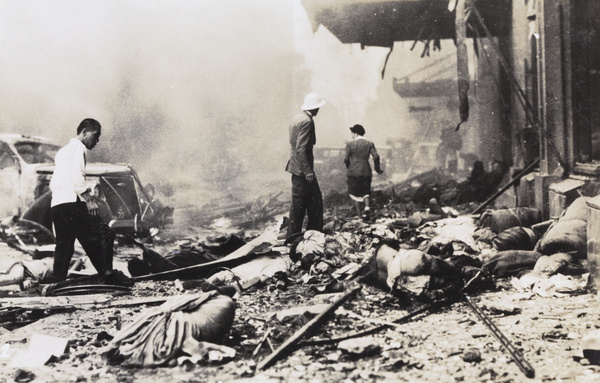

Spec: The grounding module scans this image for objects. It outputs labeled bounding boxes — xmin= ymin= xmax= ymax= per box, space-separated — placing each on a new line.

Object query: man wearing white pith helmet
xmin=285 ymin=92 xmax=325 ymax=238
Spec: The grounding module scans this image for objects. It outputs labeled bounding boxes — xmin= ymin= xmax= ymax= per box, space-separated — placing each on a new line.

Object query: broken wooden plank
xmin=0 ymin=294 xmax=112 ymax=309
xmin=252 ymin=329 xmax=272 ymax=357
xmin=108 ymin=296 xmax=168 ymax=308
xmin=0 ymin=295 xmax=167 ymax=311
xmin=256 ymin=285 xmax=361 ymax=371
xmin=299 ymin=324 xmax=387 ymax=346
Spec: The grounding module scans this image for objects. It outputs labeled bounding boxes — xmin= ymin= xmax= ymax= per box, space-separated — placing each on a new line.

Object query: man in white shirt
xmin=50 ymin=118 xmax=114 ymax=281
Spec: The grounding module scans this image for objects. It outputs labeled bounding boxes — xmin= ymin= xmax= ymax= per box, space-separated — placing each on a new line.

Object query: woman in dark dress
xmin=344 ymin=124 xmax=383 ymax=220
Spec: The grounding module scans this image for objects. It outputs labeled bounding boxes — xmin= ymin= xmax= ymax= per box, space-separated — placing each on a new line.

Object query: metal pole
xmin=464 ymin=295 xmax=535 ymax=378
xmin=471 ymin=159 xmax=540 ymax=215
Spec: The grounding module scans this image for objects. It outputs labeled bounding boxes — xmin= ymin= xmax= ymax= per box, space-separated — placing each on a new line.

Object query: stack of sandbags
xmin=479 ymin=207 xmax=542 ymax=233
xmin=534 ymin=196 xmax=590 ymax=258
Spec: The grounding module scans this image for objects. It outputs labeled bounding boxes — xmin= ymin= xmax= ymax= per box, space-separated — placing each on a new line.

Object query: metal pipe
xmin=463 ymin=295 xmax=535 ymax=378
xmin=471 ymin=158 xmax=540 ymax=215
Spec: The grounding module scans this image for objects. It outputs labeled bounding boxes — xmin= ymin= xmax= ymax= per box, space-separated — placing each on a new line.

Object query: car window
xmin=0 ymin=142 xmax=16 ymax=169
xmin=14 ymin=142 xmax=60 ymax=164
xmin=101 ymin=175 xmax=141 ymax=219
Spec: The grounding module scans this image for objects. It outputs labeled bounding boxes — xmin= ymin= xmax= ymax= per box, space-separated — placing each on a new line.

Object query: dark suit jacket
xmin=285 ymin=111 xmax=316 ymax=176
xmin=344 ymin=137 xmax=380 ymax=177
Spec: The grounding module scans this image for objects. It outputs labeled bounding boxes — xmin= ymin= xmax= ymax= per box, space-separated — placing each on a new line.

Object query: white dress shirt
xmin=50 ymin=138 xmax=89 ymax=207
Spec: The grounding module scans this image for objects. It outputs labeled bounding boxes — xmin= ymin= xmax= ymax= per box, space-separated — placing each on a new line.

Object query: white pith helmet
xmin=301 ymin=93 xmax=326 ymax=111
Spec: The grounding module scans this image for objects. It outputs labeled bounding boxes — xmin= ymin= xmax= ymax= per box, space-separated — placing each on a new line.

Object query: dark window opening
xmin=100 ymin=176 xmax=141 ymax=220
xmin=572 ymin=0 xmax=600 ymax=163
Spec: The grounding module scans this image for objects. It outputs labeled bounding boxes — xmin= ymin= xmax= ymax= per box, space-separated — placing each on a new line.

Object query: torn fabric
xmin=102 ymin=292 xmax=235 ymax=367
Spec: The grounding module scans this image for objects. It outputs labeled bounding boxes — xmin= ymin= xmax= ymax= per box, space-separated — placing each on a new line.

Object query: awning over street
xmin=301 ymin=0 xmax=510 ymax=48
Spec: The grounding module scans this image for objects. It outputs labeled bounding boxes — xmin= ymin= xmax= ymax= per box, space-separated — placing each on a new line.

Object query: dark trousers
xmin=90 ymin=216 xmax=116 ymax=271
xmin=287 ymin=174 xmax=323 ymax=238
xmin=52 ymin=201 xmax=115 ymax=280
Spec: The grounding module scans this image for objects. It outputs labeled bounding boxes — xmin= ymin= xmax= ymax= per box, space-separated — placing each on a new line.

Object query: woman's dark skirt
xmin=347 ymin=176 xmax=371 ymax=201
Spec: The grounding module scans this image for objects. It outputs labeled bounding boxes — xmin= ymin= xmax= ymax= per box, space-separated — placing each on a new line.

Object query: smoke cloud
xmin=0 ymin=0 xmax=471 ymax=209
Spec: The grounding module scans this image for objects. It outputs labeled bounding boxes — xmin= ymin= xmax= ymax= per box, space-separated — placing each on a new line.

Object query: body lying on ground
xmin=362 ymin=239 xmax=467 ymax=303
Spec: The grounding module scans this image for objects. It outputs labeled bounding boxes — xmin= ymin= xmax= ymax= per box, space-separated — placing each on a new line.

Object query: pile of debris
xmin=0 ymin=174 xmax=597 ymax=381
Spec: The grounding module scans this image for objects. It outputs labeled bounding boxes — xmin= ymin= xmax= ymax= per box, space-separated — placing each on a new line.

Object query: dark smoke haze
xmin=1 ymin=0 xmax=482 ymax=209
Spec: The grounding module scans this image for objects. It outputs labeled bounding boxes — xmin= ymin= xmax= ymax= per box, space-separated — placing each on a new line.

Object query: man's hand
xmin=79 ymin=189 xmax=98 ymax=215
xmin=305 ymin=173 xmax=315 ymax=183
xmin=86 ymin=200 xmax=99 ymax=216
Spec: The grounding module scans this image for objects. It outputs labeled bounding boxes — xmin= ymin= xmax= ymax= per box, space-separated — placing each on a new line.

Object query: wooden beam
xmin=256 ymin=286 xmax=361 ymax=370
xmin=0 ymin=295 xmax=167 ymax=311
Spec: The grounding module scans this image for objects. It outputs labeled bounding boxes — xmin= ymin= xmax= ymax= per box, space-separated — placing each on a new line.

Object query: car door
xmin=0 ymin=141 xmax=21 ymax=217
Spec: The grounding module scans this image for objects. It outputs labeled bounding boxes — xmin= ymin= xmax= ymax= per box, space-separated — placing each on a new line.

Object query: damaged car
xmin=0 ymin=133 xmax=173 ymax=243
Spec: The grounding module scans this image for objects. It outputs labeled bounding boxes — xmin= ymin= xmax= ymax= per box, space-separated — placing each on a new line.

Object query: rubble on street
xmin=1 ymin=174 xmax=600 ymax=383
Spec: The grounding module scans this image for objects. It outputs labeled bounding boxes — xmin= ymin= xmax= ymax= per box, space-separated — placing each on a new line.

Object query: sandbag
xmin=559 ymin=196 xmax=590 ymax=222
xmin=472 ymin=227 xmax=495 ymax=243
xmin=533 ymin=252 xmax=584 ymax=276
xmin=492 ymin=227 xmax=538 ymax=251
xmin=534 ymin=219 xmax=587 ymax=258
xmin=534 ymin=196 xmax=590 ymax=259
xmin=102 ymin=292 xmax=235 ymax=367
xmin=479 ymin=207 xmax=542 ymax=233
xmin=482 ymin=250 xmax=543 ymax=277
